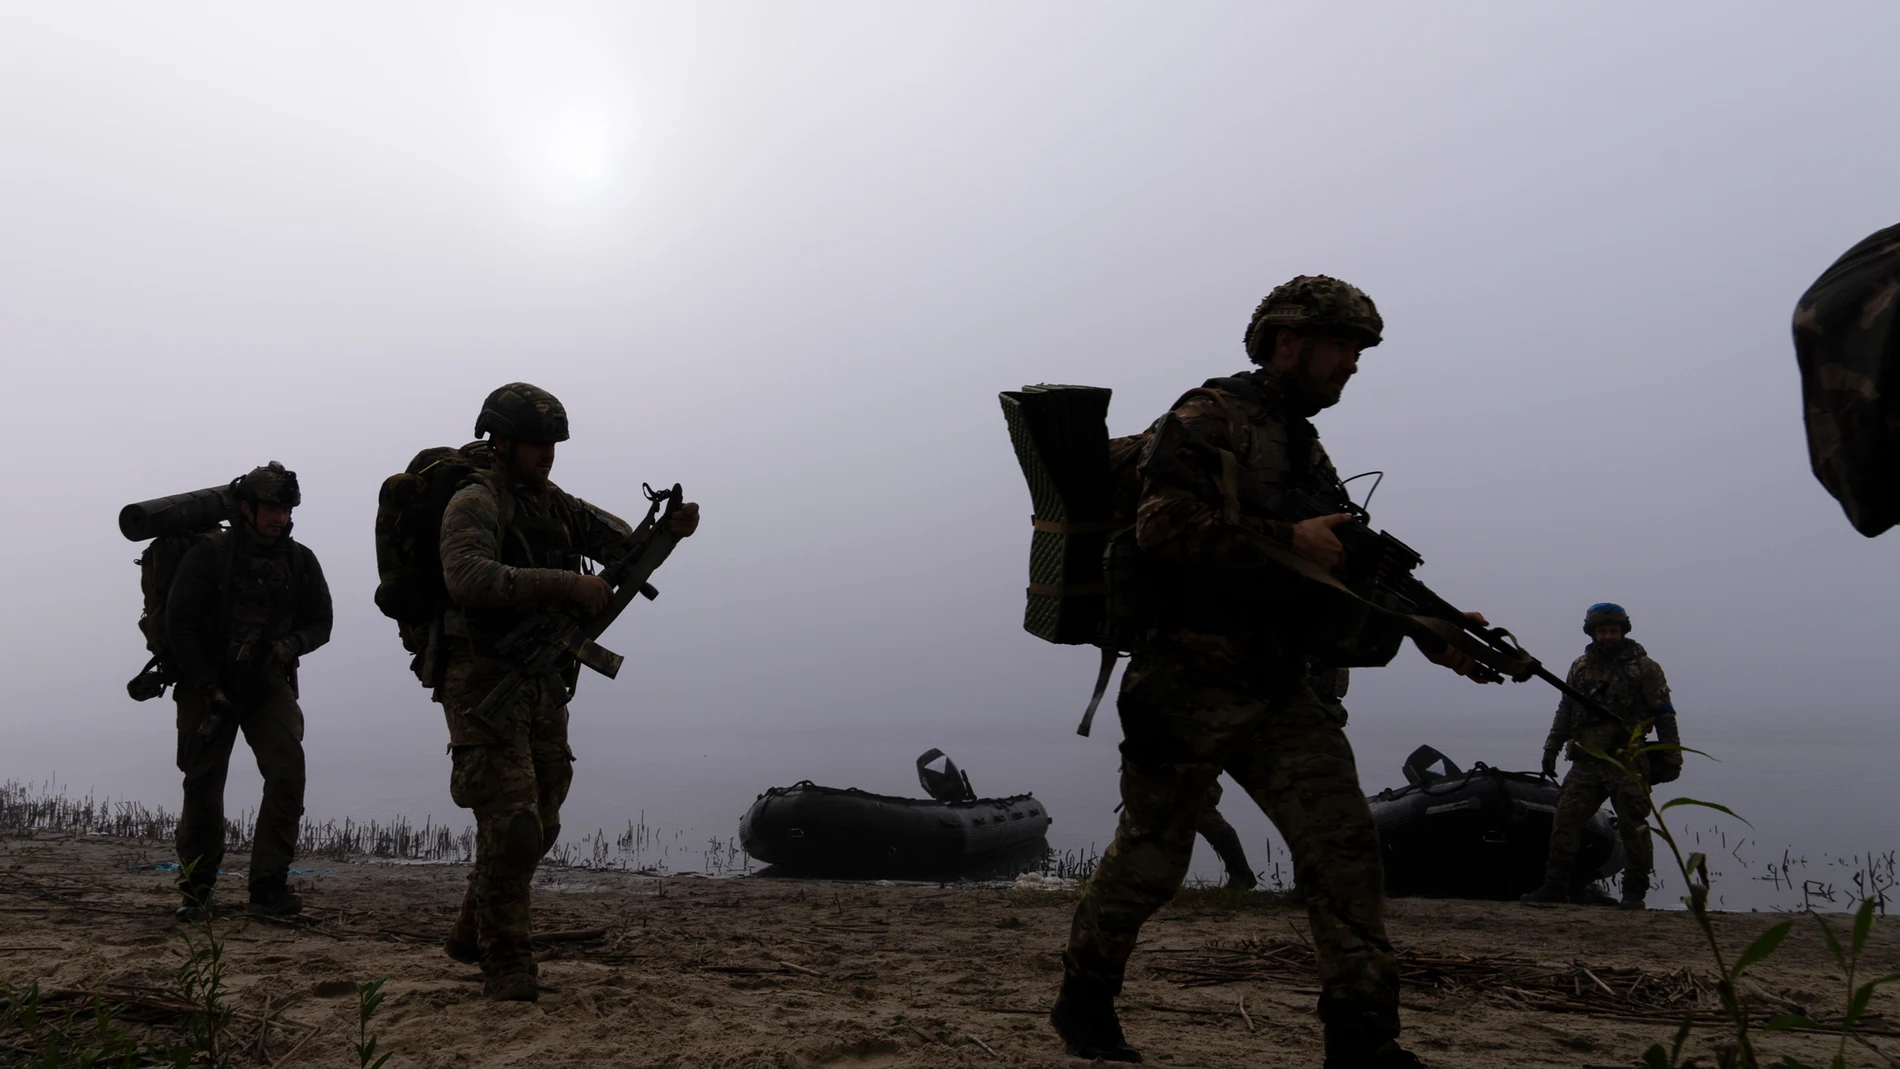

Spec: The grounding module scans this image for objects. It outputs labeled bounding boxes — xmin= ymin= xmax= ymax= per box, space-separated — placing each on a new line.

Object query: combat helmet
xmin=233 ymin=461 xmax=301 ymax=507
xmin=474 ymin=383 xmax=570 ymax=443
xmin=1244 ymin=275 xmax=1384 ymax=363
xmin=1583 ymin=602 xmax=1631 ymax=636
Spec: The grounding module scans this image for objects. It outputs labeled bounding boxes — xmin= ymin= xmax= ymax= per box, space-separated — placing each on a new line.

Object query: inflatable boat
xmin=739 ymin=750 xmax=1052 ymax=877
xmin=1370 ymin=746 xmax=1625 ymax=900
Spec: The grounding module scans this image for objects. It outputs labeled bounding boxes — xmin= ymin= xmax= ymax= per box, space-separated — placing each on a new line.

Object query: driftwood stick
xmin=1239 ymin=995 xmax=1254 ymax=1033
xmin=965 ymin=1034 xmax=999 ymax=1058
xmin=269 ymin=1025 xmax=323 ymax=1068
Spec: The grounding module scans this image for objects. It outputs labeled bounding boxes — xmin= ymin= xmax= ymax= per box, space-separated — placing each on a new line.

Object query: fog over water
xmin=3 ymin=5 xmax=1897 ymax=908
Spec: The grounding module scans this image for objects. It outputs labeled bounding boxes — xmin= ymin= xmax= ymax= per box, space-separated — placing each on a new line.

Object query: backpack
xmin=999 ymin=385 xmax=1157 ymax=734
xmin=126 ymin=532 xmax=219 ymax=701
xmin=373 ymin=442 xmax=499 ymax=685
xmin=1001 ymin=378 xmax=1351 ymax=734
xmin=122 ymin=483 xmax=240 ymax=701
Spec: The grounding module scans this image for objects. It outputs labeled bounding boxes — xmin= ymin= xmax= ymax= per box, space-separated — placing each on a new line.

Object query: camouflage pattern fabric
xmin=1541 ymin=640 xmax=1677 ymax=761
xmin=1132 ymin=365 xmax=1340 ymax=655
xmin=436 ymin=471 xmax=633 ymax=977
xmin=1064 ymin=366 xmax=1401 ymax=1059
xmin=1541 ymin=640 xmax=1676 ymax=888
xmin=1067 ymin=663 xmax=1399 ymax=1055
xmin=441 ymin=656 xmax=572 ymax=979
xmin=1545 ymin=757 xmax=1652 ymax=889
xmin=1194 ymin=778 xmax=1234 ymax=840
xmin=174 ymin=677 xmax=305 ymax=888
xmin=1792 ymin=223 xmax=1900 ymax=536
xmin=1245 ymin=275 xmax=1385 ymax=359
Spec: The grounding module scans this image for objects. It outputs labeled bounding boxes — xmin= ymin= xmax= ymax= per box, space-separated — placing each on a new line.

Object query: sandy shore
xmin=1 ymin=834 xmax=1894 ymax=1068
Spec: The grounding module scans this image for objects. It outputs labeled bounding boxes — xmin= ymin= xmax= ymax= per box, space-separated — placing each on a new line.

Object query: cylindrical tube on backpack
xmin=118 ymin=485 xmax=235 ymax=542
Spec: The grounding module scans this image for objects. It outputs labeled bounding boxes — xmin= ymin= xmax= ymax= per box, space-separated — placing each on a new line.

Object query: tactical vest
xmin=458 ymin=476 xmax=586 ymax=657
xmin=1143 ymin=372 xmax=1333 ymax=636
xmin=210 ymin=530 xmax=308 ymax=700
xmin=1569 ymin=643 xmax=1656 ymax=729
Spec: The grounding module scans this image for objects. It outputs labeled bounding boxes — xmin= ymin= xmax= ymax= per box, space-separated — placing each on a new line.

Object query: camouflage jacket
xmin=438 ymin=473 xmax=637 ymax=658
xmin=1542 ymin=640 xmax=1679 ymax=759
xmin=166 ymin=529 xmax=331 ymax=698
xmin=1133 ymin=365 xmax=1341 ymax=679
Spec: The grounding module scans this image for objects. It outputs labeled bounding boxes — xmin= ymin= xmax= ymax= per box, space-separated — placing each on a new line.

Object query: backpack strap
xmin=1167 ymin=384 xmax=1251 ymax=526
xmin=1075 ymin=647 xmax=1124 ymax=737
xmin=210 ymin=528 xmax=238 ymax=600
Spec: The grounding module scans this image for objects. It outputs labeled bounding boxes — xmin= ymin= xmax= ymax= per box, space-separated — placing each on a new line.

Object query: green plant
xmin=353 ymin=976 xmax=393 ymax=1069
xmin=170 ymin=860 xmax=232 ymax=1069
xmin=1757 ymin=898 xmax=1900 ymax=1069
xmin=0 ymin=981 xmax=183 ymax=1068
xmin=1586 ymin=730 xmax=1894 ymax=1069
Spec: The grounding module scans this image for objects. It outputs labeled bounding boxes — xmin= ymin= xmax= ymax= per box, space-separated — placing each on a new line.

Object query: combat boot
xmin=1518 ymin=877 xmax=1569 ymax=905
xmin=1202 ymin=824 xmax=1257 ymax=891
xmin=482 ymin=971 xmax=540 ymax=1003
xmin=172 ymin=885 xmax=216 ymax=924
xmin=444 ymin=917 xmax=481 ymax=964
xmin=1570 ymin=882 xmax=1621 ymax=907
xmin=1620 ymin=874 xmax=1648 ymax=910
xmin=1049 ymin=975 xmax=1141 ymax=1062
xmin=172 ymin=877 xmax=217 ymax=930
xmin=245 ymin=875 xmax=303 ymax=917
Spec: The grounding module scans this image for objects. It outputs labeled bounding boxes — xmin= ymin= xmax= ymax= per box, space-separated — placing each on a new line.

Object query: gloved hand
xmin=199 ymin=684 xmax=237 ymax=739
xmin=568 ymin=574 xmax=613 ymax=616
xmin=1647 ymin=750 xmax=1683 ymax=784
xmin=271 ymin=636 xmax=302 ymax=665
xmin=1541 ymin=749 xmax=1559 ymax=780
xmin=665 ymin=501 xmax=701 ymax=538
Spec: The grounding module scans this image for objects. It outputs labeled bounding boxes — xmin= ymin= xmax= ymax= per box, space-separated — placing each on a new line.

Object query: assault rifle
xmin=1279 ymin=477 xmax=1621 ymax=725
xmin=464 ymin=483 xmax=686 ymax=736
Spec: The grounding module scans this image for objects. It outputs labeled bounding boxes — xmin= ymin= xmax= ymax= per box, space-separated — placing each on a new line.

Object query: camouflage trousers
xmin=441 ymin=655 xmax=574 ymax=979
xmin=175 ymin=676 xmax=305 ymax=891
xmin=1066 ymin=654 xmax=1399 ymax=1057
xmin=1546 ymin=757 xmax=1652 ymax=889
xmin=1194 ymin=781 xmax=1250 ymax=879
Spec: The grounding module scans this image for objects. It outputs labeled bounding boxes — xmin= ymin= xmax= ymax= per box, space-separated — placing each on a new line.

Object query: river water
xmin=21 ymin=698 xmax=1895 ymax=915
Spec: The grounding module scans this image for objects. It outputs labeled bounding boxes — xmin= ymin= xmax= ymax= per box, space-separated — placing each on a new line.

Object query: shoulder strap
xmin=1166 ymin=385 xmax=1250 ymax=525
xmin=465 ymin=469 xmax=516 ymax=557
xmin=211 ymin=529 xmax=238 ymax=599
xmin=1199 ymin=374 xmax=1267 ymax=406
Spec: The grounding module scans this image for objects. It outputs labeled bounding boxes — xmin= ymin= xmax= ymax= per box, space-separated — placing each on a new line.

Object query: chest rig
xmin=210 ymin=530 xmax=305 ymax=699
xmin=462 ymin=476 xmax=585 ymax=656
xmin=1138 ymin=372 xmax=1332 ymax=636
xmin=1570 ymin=645 xmax=1652 ymax=727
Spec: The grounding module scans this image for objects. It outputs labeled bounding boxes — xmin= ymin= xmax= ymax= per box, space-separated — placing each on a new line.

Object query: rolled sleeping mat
xmin=118 ymin=485 xmax=235 ymax=542
xmin=999 ymin=384 xmax=1115 ymax=645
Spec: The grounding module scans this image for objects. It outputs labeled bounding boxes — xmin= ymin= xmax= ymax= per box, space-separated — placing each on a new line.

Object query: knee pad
xmin=503 ymin=811 xmax=543 ymax=867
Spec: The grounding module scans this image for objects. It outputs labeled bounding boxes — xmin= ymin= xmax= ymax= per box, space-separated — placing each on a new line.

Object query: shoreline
xmin=4 ymin=833 xmax=1896 ymax=1068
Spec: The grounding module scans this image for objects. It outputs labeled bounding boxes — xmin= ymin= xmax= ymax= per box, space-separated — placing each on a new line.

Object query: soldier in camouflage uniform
xmin=1053 ymin=277 xmax=1493 ymax=1067
xmin=166 ymin=462 xmax=332 ymax=920
xmin=1522 ymin=603 xmax=1680 ymax=910
xmin=1196 ymin=668 xmax=1347 ymax=892
xmin=437 ymin=383 xmax=698 ymax=1002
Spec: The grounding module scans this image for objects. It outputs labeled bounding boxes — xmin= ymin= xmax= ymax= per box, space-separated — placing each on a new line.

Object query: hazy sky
xmin=3 ymin=4 xmax=1896 ymax=869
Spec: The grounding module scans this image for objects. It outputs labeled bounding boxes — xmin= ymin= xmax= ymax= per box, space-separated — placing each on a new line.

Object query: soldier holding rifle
xmin=436 ymin=383 xmax=698 ymax=1002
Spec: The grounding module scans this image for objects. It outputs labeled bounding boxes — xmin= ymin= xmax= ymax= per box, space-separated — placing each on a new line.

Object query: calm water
xmin=26 ymin=697 xmax=1897 ymax=914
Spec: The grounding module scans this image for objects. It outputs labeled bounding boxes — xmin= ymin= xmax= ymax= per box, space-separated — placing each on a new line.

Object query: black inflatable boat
xmin=1371 ymin=746 xmax=1625 ymax=900
xmin=739 ymin=750 xmax=1052 ymax=878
